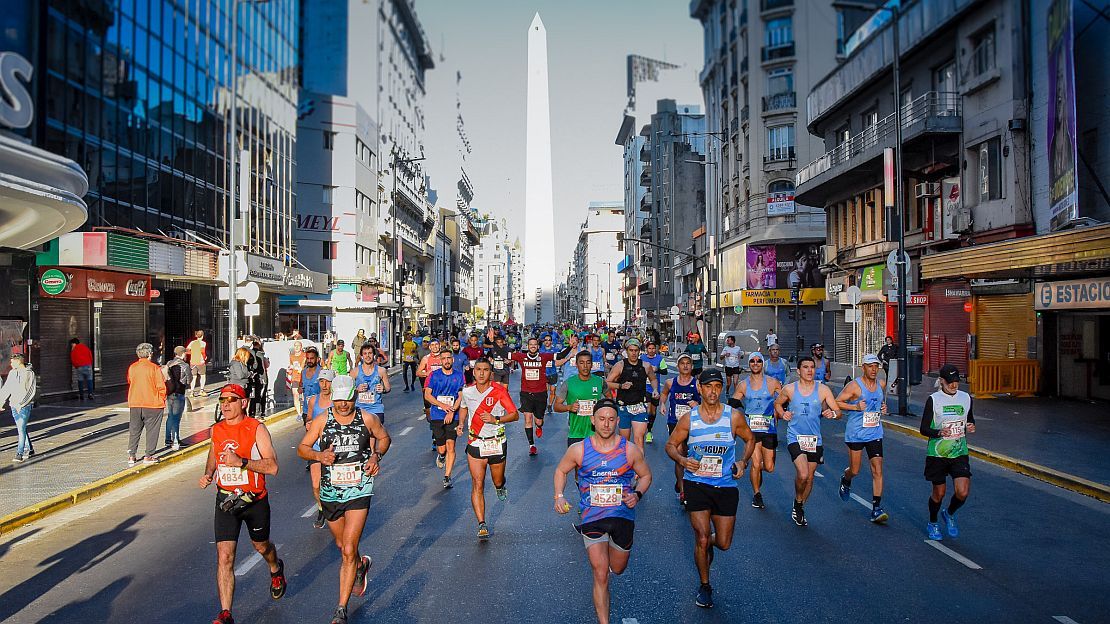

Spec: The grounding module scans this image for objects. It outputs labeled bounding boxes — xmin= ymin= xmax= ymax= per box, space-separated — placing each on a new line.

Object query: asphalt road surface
xmin=1 ymin=371 xmax=1107 ymax=624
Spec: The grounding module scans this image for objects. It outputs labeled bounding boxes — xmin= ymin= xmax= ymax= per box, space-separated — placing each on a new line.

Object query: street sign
xmin=733 ymin=305 xmax=744 ymax=314
xmin=243 ymin=303 xmax=260 ymax=317
xmin=668 ymin=305 xmax=680 ymax=316
xmin=886 ymin=250 xmax=911 ymax=274
xmin=241 ymin=281 xmax=260 ymax=304
xmin=669 ymin=314 xmax=680 ymax=321
xmin=844 ymin=285 xmax=863 ymax=306
xmin=844 ymin=308 xmax=861 ymax=322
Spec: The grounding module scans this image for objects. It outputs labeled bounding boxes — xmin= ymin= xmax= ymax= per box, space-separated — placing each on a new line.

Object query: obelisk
xmin=525 ymin=13 xmax=555 ymax=324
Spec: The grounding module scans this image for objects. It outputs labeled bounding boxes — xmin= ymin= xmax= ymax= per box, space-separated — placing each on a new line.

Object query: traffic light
xmin=789 ymin=288 xmax=800 ymax=304
xmin=787 ymin=308 xmax=796 ymax=321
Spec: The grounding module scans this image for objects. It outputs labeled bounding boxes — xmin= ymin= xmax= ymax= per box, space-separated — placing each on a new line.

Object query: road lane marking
xmin=417 ymin=414 xmax=426 ymax=421
xmin=815 ymin=471 xmax=824 ymax=478
xmin=924 ymin=540 xmax=982 ymax=570
xmin=621 ymin=619 xmax=640 ymax=624
xmin=301 ymin=504 xmax=318 ymax=518
xmin=1053 ymin=617 xmax=1080 ymax=624
xmin=236 ymin=543 xmax=284 ymax=576
xmin=849 ymin=493 xmax=872 ymax=509
xmin=399 ymin=426 xmax=414 ymax=436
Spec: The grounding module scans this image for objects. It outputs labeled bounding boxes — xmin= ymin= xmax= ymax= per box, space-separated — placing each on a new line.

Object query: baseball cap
xmin=677 ymin=353 xmax=693 ymax=363
xmin=862 ymin=353 xmax=881 ymax=365
xmin=593 ymin=398 xmax=620 ymax=414
xmin=220 ymin=384 xmax=248 ymax=399
xmin=331 ymin=375 xmax=357 ymax=401
xmin=319 ymin=368 xmax=337 ymax=381
xmin=748 ymin=352 xmax=764 ymax=363
xmin=625 ymin=338 xmax=641 ymax=348
xmin=811 ymin=343 xmax=824 ymax=349
xmin=938 ymin=364 xmax=961 ymax=383
xmin=698 ymin=368 xmax=725 ymax=385
xmin=304 ymin=345 xmax=319 ymax=354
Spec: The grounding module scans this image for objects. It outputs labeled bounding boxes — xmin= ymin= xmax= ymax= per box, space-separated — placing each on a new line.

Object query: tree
xmin=473 ymin=307 xmax=486 ymax=321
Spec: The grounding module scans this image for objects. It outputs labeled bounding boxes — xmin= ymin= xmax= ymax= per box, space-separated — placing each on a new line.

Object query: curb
xmin=0 ymin=407 xmax=299 ymax=536
xmin=881 ymin=418 xmax=1110 ymax=504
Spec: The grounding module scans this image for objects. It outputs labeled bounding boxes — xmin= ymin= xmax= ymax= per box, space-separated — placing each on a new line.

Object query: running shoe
xmin=330 ymin=606 xmax=348 ymax=624
xmin=442 ymin=475 xmax=452 ymax=489
xmin=792 ymin=502 xmax=808 ymax=527
xmin=270 ymin=559 xmax=287 ymax=600
xmin=645 ymin=432 xmax=654 ymax=444
xmin=171 ymin=442 xmax=181 ymax=451
xmin=436 ymin=453 xmax=446 ymax=469
xmin=751 ymin=492 xmax=765 ymax=509
xmin=477 ymin=522 xmax=490 ymax=540
xmin=127 ymin=454 xmax=137 ymax=467
xmin=212 ymin=609 xmax=234 ymax=624
xmin=870 ymin=507 xmax=889 ymax=524
xmin=495 ymin=484 xmax=508 ymax=502
xmin=535 ymin=424 xmax=543 ymax=438
xmin=353 ymin=555 xmax=372 ymax=597
xmin=313 ymin=509 xmax=326 ymax=529
xmin=695 ymin=583 xmax=714 ymax=608
xmin=940 ymin=509 xmax=959 ymax=538
xmin=838 ymin=480 xmax=851 ymax=501
xmin=926 ymin=522 xmax=943 ymax=541
xmin=529 ymin=444 xmax=538 ymax=456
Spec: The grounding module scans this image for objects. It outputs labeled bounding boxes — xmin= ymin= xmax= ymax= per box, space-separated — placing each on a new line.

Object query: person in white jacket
xmin=0 ymin=354 xmax=37 ymax=462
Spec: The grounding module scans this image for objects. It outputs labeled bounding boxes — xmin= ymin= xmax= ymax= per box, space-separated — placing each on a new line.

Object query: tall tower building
xmin=525 ymin=13 xmax=556 ymax=324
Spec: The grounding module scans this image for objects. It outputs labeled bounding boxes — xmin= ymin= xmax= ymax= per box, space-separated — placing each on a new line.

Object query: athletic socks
xmin=841 ymin=476 xmax=852 ymax=489
xmin=947 ymin=495 xmax=966 ymax=516
xmin=872 ymin=496 xmax=882 ymax=508
xmin=928 ymin=497 xmax=942 ymax=522
xmin=525 ymin=427 xmax=534 ymax=445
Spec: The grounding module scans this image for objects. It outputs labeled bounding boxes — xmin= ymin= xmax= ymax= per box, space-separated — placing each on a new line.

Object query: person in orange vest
xmin=127 ymin=343 xmax=166 ymax=466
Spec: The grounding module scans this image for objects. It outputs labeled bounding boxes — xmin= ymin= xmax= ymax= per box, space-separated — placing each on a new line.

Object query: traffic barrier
xmin=968 ymin=359 xmax=1039 ymax=398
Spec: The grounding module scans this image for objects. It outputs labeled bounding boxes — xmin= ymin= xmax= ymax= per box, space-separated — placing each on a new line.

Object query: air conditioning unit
xmin=820 ymin=244 xmax=837 ymax=266
xmin=949 ymin=207 xmax=972 ymax=235
xmin=914 ymin=182 xmax=940 ymax=198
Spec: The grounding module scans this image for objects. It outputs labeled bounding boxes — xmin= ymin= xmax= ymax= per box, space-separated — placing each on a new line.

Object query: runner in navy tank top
xmin=554 ymin=398 xmax=651 ymax=624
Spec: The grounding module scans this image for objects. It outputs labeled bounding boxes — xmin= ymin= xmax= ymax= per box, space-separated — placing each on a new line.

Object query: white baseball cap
xmin=862 ymin=354 xmax=881 ymax=365
xmin=331 ymin=375 xmax=356 ymax=401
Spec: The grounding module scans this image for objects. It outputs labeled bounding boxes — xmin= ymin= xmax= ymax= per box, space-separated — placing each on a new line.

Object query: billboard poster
xmin=746 ymin=245 xmax=778 ymax=289
xmin=766 ymin=191 xmax=796 ymax=216
xmin=778 ymin=243 xmax=824 ymax=289
xmin=1047 ymin=0 xmax=1078 ymax=230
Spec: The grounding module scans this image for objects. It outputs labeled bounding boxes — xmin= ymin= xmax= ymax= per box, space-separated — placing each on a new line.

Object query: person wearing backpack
xmin=163 ymin=346 xmax=192 ymax=450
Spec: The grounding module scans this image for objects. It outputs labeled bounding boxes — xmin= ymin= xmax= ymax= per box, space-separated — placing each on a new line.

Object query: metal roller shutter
xmin=906 ymin=306 xmax=925 ymax=350
xmin=834 ymin=312 xmax=852 ymax=363
xmin=98 ymin=301 xmax=148 ymax=389
xmin=860 ymin=303 xmax=887 ymax=357
xmin=37 ymin=299 xmax=90 ymax=395
xmin=925 ymin=282 xmax=970 ymax=374
xmin=975 ymin=294 xmax=1035 ymax=360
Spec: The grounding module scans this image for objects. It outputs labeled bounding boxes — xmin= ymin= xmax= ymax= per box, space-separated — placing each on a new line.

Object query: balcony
xmin=640 ymin=191 xmax=653 ymax=212
xmin=639 ymin=141 xmax=650 ymax=162
xmin=761 ymin=43 xmax=794 ymax=62
xmin=796 ymin=92 xmax=963 ymax=206
xmin=639 ymin=220 xmax=653 ymax=237
xmin=721 ymin=193 xmax=826 ymax=245
xmin=761 ymin=0 xmax=793 ymax=10
xmin=729 ymin=117 xmax=739 ymax=138
xmin=740 ymin=56 xmax=749 ymax=75
xmin=764 ymin=146 xmax=795 ymax=164
xmin=741 ymin=105 xmax=749 ymax=125
xmin=762 ymin=91 xmax=796 ymax=113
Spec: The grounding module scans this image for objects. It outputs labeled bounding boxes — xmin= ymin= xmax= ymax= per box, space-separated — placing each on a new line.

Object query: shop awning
xmin=921 ymin=224 xmax=1110 ymax=280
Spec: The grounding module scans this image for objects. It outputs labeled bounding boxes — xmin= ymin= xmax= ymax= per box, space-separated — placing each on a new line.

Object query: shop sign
xmin=741 ymin=288 xmax=825 ymax=307
xmin=859 ymin=264 xmax=885 ymax=291
xmin=40 ymin=269 xmax=68 ymax=295
xmin=245 ymin=254 xmax=285 ymax=286
xmin=1035 ymin=277 xmax=1110 ymax=310
xmin=284 ymin=267 xmax=329 ymax=294
xmin=944 ymin=287 xmax=971 ymax=298
xmin=38 ymin=267 xmax=152 ymax=301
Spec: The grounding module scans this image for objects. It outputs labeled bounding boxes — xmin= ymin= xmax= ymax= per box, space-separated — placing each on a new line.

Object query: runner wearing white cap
xmin=834 ymin=354 xmax=889 ymax=523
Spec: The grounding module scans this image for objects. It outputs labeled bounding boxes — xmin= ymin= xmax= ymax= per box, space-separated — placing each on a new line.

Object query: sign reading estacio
xmin=1036 ymin=278 xmax=1110 ymax=310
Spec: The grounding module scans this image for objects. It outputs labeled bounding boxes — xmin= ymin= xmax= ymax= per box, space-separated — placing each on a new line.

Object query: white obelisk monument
xmin=525 ymin=13 xmax=555 ymax=324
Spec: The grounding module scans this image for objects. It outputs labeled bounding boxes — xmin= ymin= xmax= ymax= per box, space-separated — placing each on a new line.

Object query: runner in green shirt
xmin=554 ymin=350 xmax=606 ymax=446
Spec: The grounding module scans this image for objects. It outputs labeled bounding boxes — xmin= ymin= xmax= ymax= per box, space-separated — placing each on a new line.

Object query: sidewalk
xmin=828 ymin=376 xmax=1110 ymax=490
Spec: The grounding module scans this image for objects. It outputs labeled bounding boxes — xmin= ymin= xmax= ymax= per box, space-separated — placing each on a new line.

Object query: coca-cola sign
xmin=37 ymin=267 xmax=152 ymax=301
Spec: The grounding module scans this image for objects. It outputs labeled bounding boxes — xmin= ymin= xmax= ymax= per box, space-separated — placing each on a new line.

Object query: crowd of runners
xmin=201 ymin=324 xmax=976 ymax=624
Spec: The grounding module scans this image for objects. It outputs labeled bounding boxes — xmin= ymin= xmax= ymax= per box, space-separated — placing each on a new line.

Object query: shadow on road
xmin=33 ymin=576 xmax=133 ymax=624
xmin=0 ymin=528 xmax=42 ymax=560
xmin=0 ymin=515 xmax=144 ymax=621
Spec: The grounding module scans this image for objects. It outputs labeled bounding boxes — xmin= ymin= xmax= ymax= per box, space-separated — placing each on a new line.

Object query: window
xmin=934 ymin=60 xmax=957 ymax=93
xmin=322 ymin=186 xmax=334 ymax=204
xmin=323 ymin=130 xmax=336 ymax=150
xmin=767 ymin=67 xmax=793 ymax=96
xmin=835 ymin=124 xmax=850 ymax=147
xmin=977 ymin=138 xmax=1002 ymax=202
xmin=767 ymin=125 xmax=795 ymax=161
xmin=322 ymin=241 xmax=338 ymax=260
xmin=969 ymin=24 xmax=996 ymax=78
xmin=765 ymin=17 xmax=793 ymax=48
xmin=861 ymin=108 xmax=878 ymax=129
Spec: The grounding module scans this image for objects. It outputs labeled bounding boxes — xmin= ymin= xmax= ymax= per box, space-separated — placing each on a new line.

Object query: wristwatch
xmin=634 ymin=490 xmax=644 ymax=500
xmin=239 ymin=456 xmax=248 ymax=469
xmin=373 ymin=452 xmax=385 ymax=462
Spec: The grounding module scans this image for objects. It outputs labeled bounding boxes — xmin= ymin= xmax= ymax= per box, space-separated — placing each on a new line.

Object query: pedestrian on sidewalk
xmin=187 ymin=330 xmax=208 ymax=397
xmin=127 ymin=342 xmax=167 ymax=466
xmin=69 ymin=338 xmax=95 ymax=400
xmin=163 ymin=346 xmax=191 ymax=450
xmin=228 ymin=347 xmax=253 ymax=390
xmin=352 ymin=328 xmax=367 ymax=355
xmin=248 ymin=339 xmax=269 ymax=418
xmin=878 ymin=336 xmax=897 ymax=376
xmin=0 ymin=354 xmax=37 ymax=462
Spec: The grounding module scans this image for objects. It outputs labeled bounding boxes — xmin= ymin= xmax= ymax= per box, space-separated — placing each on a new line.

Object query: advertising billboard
xmin=1047 ymin=0 xmax=1078 ymax=230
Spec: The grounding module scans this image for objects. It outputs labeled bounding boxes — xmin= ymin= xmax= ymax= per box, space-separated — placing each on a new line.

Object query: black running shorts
xmin=577 ymin=517 xmax=635 ymax=552
xmin=787 ymin=442 xmax=824 ymax=464
xmin=321 ymin=495 xmax=371 ymax=522
xmin=682 ymin=480 xmax=739 ymax=516
xmin=519 ymin=391 xmax=548 ymax=416
xmin=846 ymin=439 xmax=884 ymax=459
xmin=214 ymin=492 xmax=271 ymax=543
xmin=753 ymin=432 xmax=778 ymax=450
xmin=466 ymin=440 xmax=507 ymax=464
xmin=924 ymin=455 xmax=972 ymax=484
xmin=429 ymin=419 xmax=458 ymax=446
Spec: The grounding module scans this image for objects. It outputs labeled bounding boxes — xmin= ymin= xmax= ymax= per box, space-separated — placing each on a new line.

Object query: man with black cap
xmin=665 ymin=367 xmax=755 ymax=609
xmin=834 ymin=353 xmax=889 ymax=523
xmin=921 ymin=364 xmax=975 ymax=541
xmin=811 ymin=343 xmax=830 ymax=383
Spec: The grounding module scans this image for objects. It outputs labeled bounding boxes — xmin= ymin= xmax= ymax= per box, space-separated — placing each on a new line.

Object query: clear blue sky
xmin=419 ymin=0 xmax=704 ymax=268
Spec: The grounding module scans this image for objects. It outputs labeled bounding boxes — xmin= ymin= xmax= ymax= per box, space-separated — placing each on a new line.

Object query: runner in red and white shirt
xmin=510 ymin=337 xmax=565 ymax=456
xmin=456 ymin=358 xmax=520 ymax=540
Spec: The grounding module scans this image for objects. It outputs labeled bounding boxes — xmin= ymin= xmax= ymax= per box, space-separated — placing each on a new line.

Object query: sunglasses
xmin=219 ymin=396 xmax=242 ymax=404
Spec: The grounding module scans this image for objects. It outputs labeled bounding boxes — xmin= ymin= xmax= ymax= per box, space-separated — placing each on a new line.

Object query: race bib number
xmin=436 ymin=395 xmax=455 ymax=407
xmin=606 ymin=353 xmax=616 ymax=362
xmin=626 ymin=403 xmax=647 ymax=415
xmin=941 ymin=421 xmax=965 ymax=440
xmin=691 ymin=353 xmax=702 ymax=361
xmin=862 ymin=411 xmax=881 ymax=427
xmin=576 ymin=399 xmax=595 ymax=416
xmin=589 ymin=484 xmax=622 ymax=507
xmin=330 ymin=463 xmax=363 ymax=486
xmin=695 ymin=455 xmax=724 ymax=478
xmin=493 ymin=360 xmax=505 ymax=370
xmin=591 ymin=361 xmax=602 ymax=372
xmin=404 ymin=355 xmax=416 ymax=363
xmin=468 ymin=360 xmax=476 ymax=368
xmin=525 ymin=368 xmax=540 ymax=381
xmin=674 ymin=404 xmax=691 ymax=419
xmin=358 ymin=391 xmax=376 ymax=404
xmin=217 ymin=465 xmax=249 ymax=487
xmin=748 ymin=415 xmax=771 ymax=432
xmin=477 ymin=437 xmax=503 ymax=457
xmin=797 ymin=435 xmax=819 ymax=453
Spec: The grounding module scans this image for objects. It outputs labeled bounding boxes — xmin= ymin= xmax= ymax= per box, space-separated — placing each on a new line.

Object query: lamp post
xmin=391 ymin=152 xmax=425 ymax=366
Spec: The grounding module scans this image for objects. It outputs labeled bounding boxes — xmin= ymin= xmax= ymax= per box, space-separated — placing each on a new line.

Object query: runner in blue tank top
xmin=554 ymin=398 xmax=651 ymax=624
xmin=305 ymin=368 xmax=336 ymax=529
xmin=424 ymin=351 xmax=465 ymax=489
xmin=728 ymin=351 xmax=783 ymax=510
xmin=764 ymin=344 xmax=790 ymax=384
xmin=660 ymin=353 xmax=701 ymax=505
xmin=665 ymin=368 xmax=755 ymax=610
xmin=353 ymin=346 xmax=390 ymax=423
xmin=640 ymin=341 xmax=667 ymax=445
xmin=775 ymin=356 xmax=841 ymax=527
xmin=834 ymin=353 xmax=890 ymax=524
xmin=299 ymin=347 xmax=323 ymax=424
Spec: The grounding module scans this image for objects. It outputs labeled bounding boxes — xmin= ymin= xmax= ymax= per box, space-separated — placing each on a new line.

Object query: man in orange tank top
xmin=200 ymin=384 xmax=287 ymax=624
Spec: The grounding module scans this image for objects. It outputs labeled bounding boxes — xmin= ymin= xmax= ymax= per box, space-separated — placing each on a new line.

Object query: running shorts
xmin=466 ymin=440 xmax=507 ymax=464
xmin=753 ymin=432 xmax=778 ymax=450
xmin=577 ymin=517 xmax=635 ymax=552
xmin=725 ymin=366 xmax=742 ymax=377
xmin=846 ymin=439 xmax=883 ymax=459
xmin=682 ymin=480 xmax=739 ymax=516
xmin=519 ymin=391 xmax=548 ymax=416
xmin=321 ymin=495 xmax=371 ymax=522
xmin=924 ymin=455 xmax=971 ymax=484
xmin=429 ymin=419 xmax=458 ymax=446
xmin=787 ymin=442 xmax=825 ymax=464
xmin=214 ymin=492 xmax=271 ymax=543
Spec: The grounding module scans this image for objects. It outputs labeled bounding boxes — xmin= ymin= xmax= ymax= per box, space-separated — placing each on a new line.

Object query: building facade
xmin=475 ymin=218 xmax=511 ymax=324
xmin=569 ymin=202 xmax=627 ymax=328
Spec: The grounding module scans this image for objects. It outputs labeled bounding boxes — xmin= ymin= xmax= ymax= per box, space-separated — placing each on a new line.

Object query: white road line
xmin=924 ymin=540 xmax=983 ymax=570
xmin=621 ymin=619 xmax=640 ymax=624
xmin=1053 ymin=617 xmax=1080 ymax=624
xmin=849 ymin=493 xmax=872 ymax=509
xmin=300 ymin=504 xmax=318 ymax=518
xmin=814 ymin=471 xmax=824 ymax=478
xmin=235 ymin=543 xmax=284 ymax=576
xmin=399 ymin=426 xmax=414 ymax=436
xmin=417 ymin=414 xmax=426 ymax=421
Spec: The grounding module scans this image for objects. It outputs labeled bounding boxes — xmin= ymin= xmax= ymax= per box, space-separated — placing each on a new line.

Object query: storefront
xmin=925 ymin=281 xmax=971 ymax=374
xmin=1035 ymin=277 xmax=1110 ymax=400
xmin=35 ymin=267 xmax=151 ymax=395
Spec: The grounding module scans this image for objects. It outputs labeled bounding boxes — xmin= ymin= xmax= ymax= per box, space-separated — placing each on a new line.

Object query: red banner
xmin=38 ymin=267 xmax=152 ymax=301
